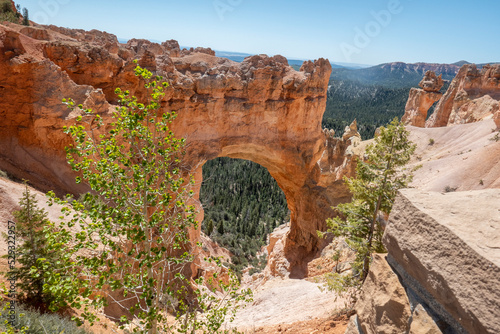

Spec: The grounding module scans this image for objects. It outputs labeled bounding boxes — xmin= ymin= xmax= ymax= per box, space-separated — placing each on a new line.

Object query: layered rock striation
xmin=0 ymin=22 xmax=359 ymax=277
xmin=347 ymin=189 xmax=500 ymax=334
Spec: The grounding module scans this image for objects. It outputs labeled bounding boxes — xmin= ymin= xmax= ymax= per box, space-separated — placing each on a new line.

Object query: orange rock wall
xmin=0 ymin=23 xmax=357 ymax=276
xmin=409 ymin=64 xmax=500 ymax=128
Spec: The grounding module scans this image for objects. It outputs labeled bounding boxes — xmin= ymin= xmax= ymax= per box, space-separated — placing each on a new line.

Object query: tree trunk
xmin=363 ymin=136 xmax=395 ymax=281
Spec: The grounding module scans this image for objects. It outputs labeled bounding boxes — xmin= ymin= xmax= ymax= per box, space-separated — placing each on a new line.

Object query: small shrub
xmin=0 ymin=0 xmax=18 ymax=24
xmin=0 ymin=303 xmax=92 ymax=334
xmin=0 ymin=169 xmax=9 ymax=180
xmin=479 ymin=179 xmax=484 ymax=186
xmin=428 ymin=138 xmax=435 ymax=145
xmin=0 ymin=0 xmax=13 ymax=13
xmin=444 ymin=186 xmax=457 ymax=193
xmin=490 ymin=130 xmax=500 ymax=142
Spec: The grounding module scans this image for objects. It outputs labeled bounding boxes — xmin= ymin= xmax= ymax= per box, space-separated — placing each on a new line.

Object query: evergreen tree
xmin=217 ymin=221 xmax=224 ymax=235
xmin=4 ymin=183 xmax=60 ymax=310
xmin=206 ymin=219 xmax=214 ymax=236
xmin=324 ymin=118 xmax=418 ymax=286
xmin=21 ymin=7 xmax=28 ymax=26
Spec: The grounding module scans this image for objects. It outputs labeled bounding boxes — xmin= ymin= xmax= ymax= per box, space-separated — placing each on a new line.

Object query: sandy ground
xmin=407 ymin=119 xmax=500 ymax=191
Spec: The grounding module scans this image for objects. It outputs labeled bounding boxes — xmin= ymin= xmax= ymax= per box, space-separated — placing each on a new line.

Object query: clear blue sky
xmin=18 ymin=0 xmax=500 ymax=65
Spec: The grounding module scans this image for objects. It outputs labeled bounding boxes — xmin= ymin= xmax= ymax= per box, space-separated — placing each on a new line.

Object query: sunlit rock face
xmin=0 ymin=22 xmax=359 ymax=276
xmin=402 ymin=71 xmax=443 ymax=127
xmin=425 ymin=64 xmax=500 ymax=128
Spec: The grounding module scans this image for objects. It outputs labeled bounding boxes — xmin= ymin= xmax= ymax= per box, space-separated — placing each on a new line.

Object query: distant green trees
xmin=322 ymin=79 xmax=409 ymax=139
xmin=200 ymin=158 xmax=289 ymax=275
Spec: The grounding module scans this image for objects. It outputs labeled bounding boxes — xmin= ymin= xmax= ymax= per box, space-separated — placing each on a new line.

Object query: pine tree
xmin=4 ymin=183 xmax=59 ymax=310
xmin=325 ymin=118 xmax=418 ymax=285
xmin=217 ymin=221 xmax=224 ymax=235
xmin=206 ymin=219 xmax=214 ymax=236
xmin=21 ymin=7 xmax=28 ymax=26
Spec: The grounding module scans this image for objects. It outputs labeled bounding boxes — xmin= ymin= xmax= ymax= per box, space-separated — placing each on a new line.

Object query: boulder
xmin=383 ymin=188 xmax=500 ymax=334
xmin=419 ymin=70 xmax=444 ymax=92
xmin=351 ymin=254 xmax=412 ymax=334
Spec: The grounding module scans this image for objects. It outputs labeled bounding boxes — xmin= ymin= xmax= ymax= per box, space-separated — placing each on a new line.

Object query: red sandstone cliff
xmin=0 ymin=22 xmax=359 ymax=277
xmin=403 ymin=64 xmax=500 ymax=128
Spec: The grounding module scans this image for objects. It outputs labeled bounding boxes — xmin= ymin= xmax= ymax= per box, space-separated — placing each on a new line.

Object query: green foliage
xmin=324 ymin=118 xmax=418 ymax=290
xmin=21 ymin=7 xmax=28 ymax=26
xmin=331 ymin=66 xmax=456 ymax=89
xmin=0 ymin=169 xmax=9 ymax=180
xmin=428 ymin=138 xmax=435 ymax=145
xmin=206 ymin=219 xmax=214 ymax=236
xmin=323 ymin=69 xmax=451 ymax=139
xmin=0 ymin=0 xmax=21 ymax=24
xmin=188 ymin=259 xmax=252 ymax=334
xmin=444 ymin=185 xmax=457 ymax=193
xmin=2 ymin=183 xmax=65 ymax=311
xmin=0 ymin=0 xmax=13 ymax=14
xmin=0 ymin=302 xmax=91 ymax=334
xmin=46 ymin=65 xmax=250 ymax=333
xmin=200 ymin=158 xmax=289 ymax=275
xmin=490 ymin=129 xmax=500 ymax=142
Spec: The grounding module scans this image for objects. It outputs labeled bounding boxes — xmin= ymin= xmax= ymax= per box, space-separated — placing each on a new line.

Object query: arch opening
xmin=199 ymin=157 xmax=290 ymax=276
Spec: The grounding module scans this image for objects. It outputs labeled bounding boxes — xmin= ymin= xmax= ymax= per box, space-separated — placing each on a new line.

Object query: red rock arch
xmin=0 ymin=24 xmax=357 ymax=276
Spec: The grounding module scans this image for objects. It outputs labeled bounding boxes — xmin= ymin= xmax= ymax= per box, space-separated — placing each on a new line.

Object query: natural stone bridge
xmin=0 ymin=23 xmax=359 ymax=276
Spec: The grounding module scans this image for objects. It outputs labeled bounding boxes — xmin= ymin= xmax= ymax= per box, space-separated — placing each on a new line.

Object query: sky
xmin=18 ymin=0 xmax=500 ymax=66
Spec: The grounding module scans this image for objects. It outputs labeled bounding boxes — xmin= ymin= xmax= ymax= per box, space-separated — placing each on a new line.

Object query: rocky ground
xmin=229 ymin=277 xmax=348 ymax=332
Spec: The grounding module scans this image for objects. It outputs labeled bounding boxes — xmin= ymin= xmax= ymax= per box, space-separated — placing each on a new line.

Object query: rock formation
xmin=0 ymin=22 xmax=359 ymax=277
xmin=345 ymin=254 xmax=412 ymax=334
xmin=419 ymin=70 xmax=444 ymax=92
xmin=401 ymin=71 xmax=443 ymax=127
xmin=345 ymin=254 xmax=443 ymax=334
xmin=426 ymin=64 xmax=500 ymax=128
xmin=384 ymin=189 xmax=500 ymax=334
xmin=348 ymin=189 xmax=500 ymax=334
xmin=403 ymin=64 xmax=500 ymax=129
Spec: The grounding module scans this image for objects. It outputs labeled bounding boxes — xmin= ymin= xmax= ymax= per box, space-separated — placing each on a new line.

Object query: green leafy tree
xmin=323 ymin=118 xmax=418 ymax=292
xmin=46 ymin=64 xmax=250 ymax=333
xmin=2 ymin=183 xmax=63 ymax=311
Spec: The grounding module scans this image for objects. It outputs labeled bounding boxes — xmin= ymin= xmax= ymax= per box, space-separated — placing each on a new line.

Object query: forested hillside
xmin=322 ymin=80 xmax=410 ymax=139
xmin=332 ymin=62 xmax=458 ymax=88
xmin=200 ymin=158 xmax=289 ymax=275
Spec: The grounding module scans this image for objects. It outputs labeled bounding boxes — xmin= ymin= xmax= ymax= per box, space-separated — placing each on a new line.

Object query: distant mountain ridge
xmin=332 ymin=61 xmax=500 ymax=88
xmin=331 ymin=62 xmax=461 ymax=88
